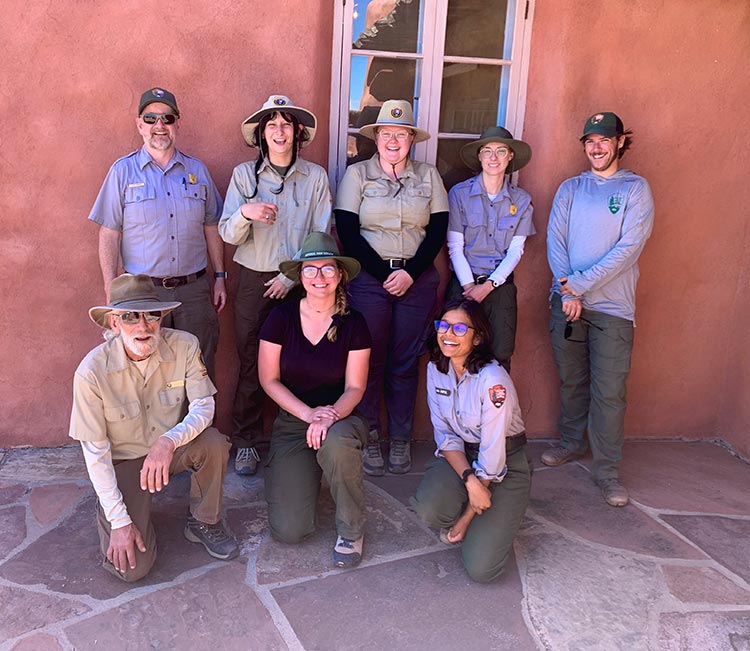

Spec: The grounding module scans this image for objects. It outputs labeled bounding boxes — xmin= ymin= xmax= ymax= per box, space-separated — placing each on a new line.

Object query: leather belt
xmin=385 ymin=258 xmax=407 ymax=269
xmin=465 ymin=432 xmax=526 ymax=454
xmin=151 ymin=268 xmax=206 ymax=289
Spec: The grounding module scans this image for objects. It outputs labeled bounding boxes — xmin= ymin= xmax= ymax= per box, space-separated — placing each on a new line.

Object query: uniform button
xmin=170 ymin=213 xmax=174 ymax=218
xmin=489 ymin=233 xmax=493 ymax=237
xmin=171 ymin=236 xmax=175 ymax=240
xmin=146 ymin=405 xmax=150 ymax=409
xmin=171 ymin=257 xmax=175 ymax=261
xmin=120 ymin=414 xmax=125 ymax=419
xmin=194 ymin=192 xmax=198 ymax=197
xmin=167 ymin=191 xmax=171 ymax=196
xmin=151 ymin=427 xmax=156 ymax=431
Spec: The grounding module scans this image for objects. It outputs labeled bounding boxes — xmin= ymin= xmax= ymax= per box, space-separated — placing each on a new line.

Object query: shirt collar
xmin=258 ymin=156 xmax=311 ymax=178
xmin=364 ymin=154 xmax=417 ymax=181
xmin=469 ymin=174 xmax=511 ymax=199
xmin=137 ymin=146 xmax=185 ymax=173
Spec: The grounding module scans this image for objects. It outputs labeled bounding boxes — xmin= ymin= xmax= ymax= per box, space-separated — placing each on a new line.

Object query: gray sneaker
xmin=184 ymin=517 xmax=239 ymax=560
xmin=333 ymin=535 xmax=363 ymax=568
xmin=363 ymin=430 xmax=385 ymax=476
xmin=388 ymin=439 xmax=411 ymax=474
xmin=540 ymin=445 xmax=584 ymax=467
xmin=235 ymin=447 xmax=260 ymax=476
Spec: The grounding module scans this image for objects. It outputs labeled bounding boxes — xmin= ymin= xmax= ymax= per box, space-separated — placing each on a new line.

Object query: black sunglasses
xmin=141 ymin=113 xmax=177 ymax=125
xmin=564 ymin=316 xmax=603 ymax=341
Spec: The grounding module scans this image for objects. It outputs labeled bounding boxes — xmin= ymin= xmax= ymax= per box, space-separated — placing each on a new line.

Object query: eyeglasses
xmin=478 ymin=147 xmax=511 ymax=159
xmin=377 ymin=131 xmax=412 ymax=142
xmin=116 ymin=311 xmax=163 ymax=325
xmin=301 ymin=265 xmax=338 ymax=279
xmin=141 ymin=113 xmax=178 ymax=125
xmin=434 ymin=320 xmax=474 ymax=337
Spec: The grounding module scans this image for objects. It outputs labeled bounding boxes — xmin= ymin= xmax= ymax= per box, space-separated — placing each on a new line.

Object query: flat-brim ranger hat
xmin=358 ymin=99 xmax=430 ymax=143
xmin=460 ymin=126 xmax=532 ymax=173
xmin=580 ymin=112 xmax=624 ymax=141
xmin=279 ymin=232 xmax=361 ymax=282
xmin=138 ymin=87 xmax=179 ymax=116
xmin=89 ymin=274 xmax=181 ymax=329
xmin=241 ymin=95 xmax=317 ymax=148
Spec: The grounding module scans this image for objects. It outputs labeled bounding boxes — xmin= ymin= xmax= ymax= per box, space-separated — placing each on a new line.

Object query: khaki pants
xmin=96 ymin=427 xmax=229 ymax=582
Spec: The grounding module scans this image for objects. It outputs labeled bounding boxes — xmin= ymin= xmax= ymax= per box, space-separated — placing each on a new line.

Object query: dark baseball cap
xmin=580 ymin=112 xmax=624 ymax=141
xmin=138 ymin=87 xmax=179 ymax=116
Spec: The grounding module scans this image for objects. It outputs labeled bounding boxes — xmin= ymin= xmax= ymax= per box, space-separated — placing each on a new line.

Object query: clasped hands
xmin=304 ymin=405 xmax=341 ymax=450
xmin=558 ymin=276 xmax=582 ymax=322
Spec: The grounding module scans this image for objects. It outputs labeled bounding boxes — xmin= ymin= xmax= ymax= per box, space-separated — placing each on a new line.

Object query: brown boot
xmin=540 ymin=445 xmax=584 ymax=467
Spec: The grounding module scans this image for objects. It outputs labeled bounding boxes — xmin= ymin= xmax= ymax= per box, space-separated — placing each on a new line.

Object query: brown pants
xmin=96 ymin=428 xmax=229 ymax=582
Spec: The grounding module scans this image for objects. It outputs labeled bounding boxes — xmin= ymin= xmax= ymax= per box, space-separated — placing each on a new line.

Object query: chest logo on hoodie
xmin=608 ymin=193 xmax=624 ymax=214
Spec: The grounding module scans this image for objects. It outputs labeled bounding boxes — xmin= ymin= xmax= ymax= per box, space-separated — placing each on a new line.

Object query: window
xmin=328 ymin=0 xmax=535 ymax=190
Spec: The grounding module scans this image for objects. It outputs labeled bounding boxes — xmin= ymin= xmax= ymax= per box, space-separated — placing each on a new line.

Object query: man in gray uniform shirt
xmin=543 ymin=112 xmax=654 ymax=507
xmin=89 ymin=87 xmax=226 ymax=379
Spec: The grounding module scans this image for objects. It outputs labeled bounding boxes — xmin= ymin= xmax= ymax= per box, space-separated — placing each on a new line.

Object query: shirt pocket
xmin=158 ymin=387 xmax=185 ymax=408
xmin=104 ymin=400 xmax=141 ymax=423
xmin=181 ymin=183 xmax=209 ymax=223
xmin=403 ymin=183 xmax=432 ymax=227
xmin=123 ymin=185 xmax=156 ymax=224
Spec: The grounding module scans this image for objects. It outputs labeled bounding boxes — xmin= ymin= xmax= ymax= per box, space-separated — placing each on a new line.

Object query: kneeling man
xmin=70 ymin=273 xmax=238 ymax=581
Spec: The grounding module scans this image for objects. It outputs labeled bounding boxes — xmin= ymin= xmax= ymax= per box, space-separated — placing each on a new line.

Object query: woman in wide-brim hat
xmin=258 ymin=232 xmax=371 ymax=569
xmin=446 ymin=126 xmax=535 ymax=372
xmin=334 ymin=99 xmax=449 ymax=477
xmin=218 ymin=95 xmax=333 ymax=477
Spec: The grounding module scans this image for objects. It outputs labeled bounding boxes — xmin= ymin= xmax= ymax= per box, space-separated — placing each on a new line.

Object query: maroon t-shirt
xmin=260 ymin=300 xmax=371 ymax=406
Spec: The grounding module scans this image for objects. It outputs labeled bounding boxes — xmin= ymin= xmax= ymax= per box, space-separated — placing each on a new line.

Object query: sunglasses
xmin=563 ymin=316 xmax=604 ymax=341
xmin=141 ymin=113 xmax=177 ymax=125
xmin=116 ymin=310 xmax=163 ymax=325
xmin=301 ymin=265 xmax=338 ymax=280
xmin=434 ymin=320 xmax=474 ymax=337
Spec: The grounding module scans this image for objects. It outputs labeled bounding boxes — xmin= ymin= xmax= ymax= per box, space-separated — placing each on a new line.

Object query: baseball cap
xmin=580 ymin=112 xmax=624 ymax=141
xmin=138 ymin=87 xmax=179 ymax=116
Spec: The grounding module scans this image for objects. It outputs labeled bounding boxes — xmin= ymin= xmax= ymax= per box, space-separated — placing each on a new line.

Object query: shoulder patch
xmin=435 ymin=387 xmax=451 ymax=397
xmin=488 ymin=384 xmax=506 ymax=408
xmin=198 ymin=352 xmax=208 ymax=377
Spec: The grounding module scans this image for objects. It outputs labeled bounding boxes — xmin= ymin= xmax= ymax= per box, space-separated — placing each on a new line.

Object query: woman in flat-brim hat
xmin=218 ymin=96 xmax=333 ymax=477
xmin=446 ymin=126 xmax=536 ymax=371
xmin=334 ymin=99 xmax=449 ymax=477
xmin=258 ymin=232 xmax=371 ymax=569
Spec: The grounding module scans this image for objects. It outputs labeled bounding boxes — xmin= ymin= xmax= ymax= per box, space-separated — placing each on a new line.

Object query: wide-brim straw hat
xmin=460 ymin=126 xmax=532 ymax=173
xmin=89 ymin=274 xmax=181 ymax=329
xmin=279 ymin=232 xmax=361 ymax=282
xmin=241 ymin=95 xmax=317 ymax=148
xmin=358 ymin=99 xmax=430 ymax=143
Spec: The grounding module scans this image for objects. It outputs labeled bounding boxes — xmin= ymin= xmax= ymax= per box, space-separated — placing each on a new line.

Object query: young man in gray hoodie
xmin=543 ymin=112 xmax=654 ymax=507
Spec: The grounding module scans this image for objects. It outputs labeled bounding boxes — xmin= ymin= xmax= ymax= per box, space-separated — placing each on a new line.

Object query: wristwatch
xmin=214 ymin=272 xmax=228 ymax=279
xmin=491 ymin=278 xmax=500 ymax=288
xmin=461 ymin=467 xmax=476 ymax=483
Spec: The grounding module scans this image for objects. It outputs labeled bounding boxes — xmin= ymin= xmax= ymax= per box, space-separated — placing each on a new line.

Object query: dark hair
xmin=428 ymin=299 xmax=495 ymax=375
xmin=247 ymin=110 xmax=311 ymax=199
xmin=618 ymin=130 xmax=633 ymax=158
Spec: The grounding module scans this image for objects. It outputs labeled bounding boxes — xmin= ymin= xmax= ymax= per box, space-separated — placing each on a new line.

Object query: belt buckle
xmin=475 ymin=274 xmax=489 ymax=285
xmin=389 ymin=258 xmax=404 ymax=269
xmin=162 ymin=276 xmax=179 ymax=289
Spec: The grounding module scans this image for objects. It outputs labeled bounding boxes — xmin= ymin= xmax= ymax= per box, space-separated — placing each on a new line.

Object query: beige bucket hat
xmin=358 ymin=99 xmax=430 ymax=143
xmin=241 ymin=95 xmax=317 ymax=148
xmin=89 ymin=274 xmax=181 ymax=329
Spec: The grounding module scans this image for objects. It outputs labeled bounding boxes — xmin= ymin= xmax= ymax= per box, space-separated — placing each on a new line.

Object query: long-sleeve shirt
xmin=547 ymin=169 xmax=654 ymax=322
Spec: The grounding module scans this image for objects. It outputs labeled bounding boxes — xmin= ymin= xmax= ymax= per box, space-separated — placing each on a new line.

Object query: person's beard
xmin=120 ymin=326 xmax=161 ymax=360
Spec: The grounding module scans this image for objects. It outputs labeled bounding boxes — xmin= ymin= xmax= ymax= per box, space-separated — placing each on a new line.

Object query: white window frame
xmin=328 ymin=0 xmax=536 ymax=191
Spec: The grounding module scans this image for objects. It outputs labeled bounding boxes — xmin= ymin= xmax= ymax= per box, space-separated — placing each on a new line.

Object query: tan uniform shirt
xmin=335 ymin=154 xmax=449 ymax=259
xmin=69 ymin=328 xmax=216 ymax=460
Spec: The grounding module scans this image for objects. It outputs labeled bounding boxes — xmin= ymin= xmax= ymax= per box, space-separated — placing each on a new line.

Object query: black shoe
xmin=184 ymin=517 xmax=239 ymax=560
xmin=363 ymin=430 xmax=385 ymax=476
xmin=388 ymin=440 xmax=411 ymax=474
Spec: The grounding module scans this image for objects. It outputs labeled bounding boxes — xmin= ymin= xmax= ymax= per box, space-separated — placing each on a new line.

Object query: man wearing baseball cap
xmin=543 ymin=112 xmax=655 ymax=507
xmin=70 ymin=273 xmax=238 ymax=581
xmin=88 ymin=87 xmax=226 ymax=380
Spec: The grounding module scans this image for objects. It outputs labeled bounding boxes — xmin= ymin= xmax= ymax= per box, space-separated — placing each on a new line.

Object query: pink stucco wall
xmin=1 ymin=1 xmax=748 ymax=459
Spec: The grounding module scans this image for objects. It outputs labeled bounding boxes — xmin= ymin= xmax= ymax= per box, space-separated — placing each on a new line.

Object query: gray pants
xmin=264 ymin=410 xmax=368 ymax=543
xmin=411 ymin=445 xmax=531 ymax=583
xmin=549 ymin=294 xmax=634 ymax=481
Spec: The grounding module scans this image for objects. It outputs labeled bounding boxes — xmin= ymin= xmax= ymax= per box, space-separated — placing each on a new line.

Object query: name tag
xmin=435 ymin=387 xmax=451 ymax=396
xmin=127 ymin=182 xmax=145 ymax=188
xmin=165 ymin=380 xmax=185 ymax=389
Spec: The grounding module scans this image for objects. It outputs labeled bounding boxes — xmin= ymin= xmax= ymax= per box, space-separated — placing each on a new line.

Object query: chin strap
xmin=391 ymin=162 xmax=405 ymax=197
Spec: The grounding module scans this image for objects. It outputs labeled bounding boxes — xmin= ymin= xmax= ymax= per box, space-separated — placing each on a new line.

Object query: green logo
xmin=608 ymin=194 xmax=623 ymax=214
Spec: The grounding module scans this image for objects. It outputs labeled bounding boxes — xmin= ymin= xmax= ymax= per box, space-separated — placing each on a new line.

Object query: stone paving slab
xmin=658 ymin=611 xmax=750 ymax=650
xmin=272 ymin=548 xmax=536 ymax=650
xmin=0 ymin=446 xmax=87 ymax=483
xmin=0 ymin=481 xmax=27 ymax=506
xmin=529 ymin=463 xmax=704 ymax=559
xmin=662 ymin=565 xmax=750 ymax=605
xmin=29 ymin=484 xmax=87 ymax=526
xmin=10 ymin=634 xmax=62 ymax=651
xmin=0 ymin=506 xmax=27 ymax=558
xmin=661 ymin=514 xmax=750 ymax=584
xmin=0 ymin=584 xmax=89 ymax=640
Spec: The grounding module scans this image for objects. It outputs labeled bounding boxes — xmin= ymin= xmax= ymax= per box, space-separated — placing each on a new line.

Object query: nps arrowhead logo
xmin=608 ymin=194 xmax=624 ymax=214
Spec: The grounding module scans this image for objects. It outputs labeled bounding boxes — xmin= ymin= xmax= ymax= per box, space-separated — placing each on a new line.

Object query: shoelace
xmin=237 ymin=448 xmax=260 ymax=462
xmin=194 ymin=522 xmax=231 ymax=543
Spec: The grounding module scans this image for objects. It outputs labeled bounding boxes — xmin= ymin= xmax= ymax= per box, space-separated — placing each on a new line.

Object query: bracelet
xmin=214 ymin=272 xmax=227 ymax=279
xmin=461 ymin=467 xmax=476 ymax=483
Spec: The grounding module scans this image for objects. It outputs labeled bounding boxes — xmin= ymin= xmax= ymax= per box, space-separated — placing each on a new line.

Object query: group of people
xmin=70 ymin=87 xmax=653 ymax=583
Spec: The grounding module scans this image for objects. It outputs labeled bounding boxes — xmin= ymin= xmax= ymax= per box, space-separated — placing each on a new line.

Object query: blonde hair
xmin=326 ymin=266 xmax=350 ymax=342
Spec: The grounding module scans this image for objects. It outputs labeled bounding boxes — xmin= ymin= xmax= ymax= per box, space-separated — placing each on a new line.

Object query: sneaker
xmin=540 ymin=445 xmax=584 ymax=467
xmin=235 ymin=447 xmax=260 ymax=476
xmin=388 ymin=439 xmax=411 ymax=474
xmin=184 ymin=517 xmax=239 ymax=560
xmin=333 ymin=535 xmax=363 ymax=568
xmin=599 ymin=478 xmax=629 ymax=507
xmin=363 ymin=430 xmax=385 ymax=476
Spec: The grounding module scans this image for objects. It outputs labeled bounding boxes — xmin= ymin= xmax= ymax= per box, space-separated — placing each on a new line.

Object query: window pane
xmin=436 ymin=138 xmax=475 ymax=191
xmin=445 ymin=0 xmax=510 ymax=59
xmin=353 ymin=0 xmax=424 ymax=54
xmin=439 ymin=63 xmax=509 ymax=134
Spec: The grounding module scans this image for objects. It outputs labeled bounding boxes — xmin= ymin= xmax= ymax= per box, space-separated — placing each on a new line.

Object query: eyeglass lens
xmin=141 ymin=113 xmax=177 ymax=125
xmin=479 ymin=147 xmax=510 ymax=159
xmin=119 ymin=311 xmax=163 ymax=324
xmin=301 ymin=265 xmax=338 ymax=279
xmin=378 ymin=131 xmax=411 ymax=142
xmin=434 ymin=320 xmax=471 ymax=337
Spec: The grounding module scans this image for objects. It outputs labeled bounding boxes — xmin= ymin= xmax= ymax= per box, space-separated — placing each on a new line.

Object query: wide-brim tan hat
xmin=89 ymin=274 xmax=181 ymax=329
xmin=358 ymin=99 xmax=430 ymax=143
xmin=279 ymin=232 xmax=361 ymax=282
xmin=241 ymin=95 xmax=317 ymax=148
xmin=460 ymin=126 xmax=532 ymax=173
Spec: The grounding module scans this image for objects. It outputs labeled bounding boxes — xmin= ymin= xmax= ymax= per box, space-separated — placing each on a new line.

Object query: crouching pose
xmin=411 ymin=299 xmax=530 ymax=582
xmin=258 ymin=233 xmax=371 ymax=568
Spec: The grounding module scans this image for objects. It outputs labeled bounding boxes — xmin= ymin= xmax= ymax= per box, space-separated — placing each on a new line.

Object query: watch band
xmin=214 ymin=272 xmax=228 ymax=279
xmin=461 ymin=467 xmax=476 ymax=483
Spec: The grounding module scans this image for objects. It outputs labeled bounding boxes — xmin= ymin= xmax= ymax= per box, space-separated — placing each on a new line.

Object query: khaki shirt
xmin=335 ymin=154 xmax=449 ymax=259
xmin=69 ymin=329 xmax=216 ymax=460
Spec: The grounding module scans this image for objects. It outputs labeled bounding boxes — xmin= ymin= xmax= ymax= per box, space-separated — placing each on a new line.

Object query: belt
xmin=465 ymin=432 xmax=526 ymax=454
xmin=151 ymin=268 xmax=206 ymax=289
xmin=385 ymin=258 xmax=407 ymax=269
xmin=474 ymin=271 xmax=514 ymax=285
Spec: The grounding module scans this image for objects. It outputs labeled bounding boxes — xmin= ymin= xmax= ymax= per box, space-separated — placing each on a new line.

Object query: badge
xmin=435 ymin=387 xmax=451 ymax=397
xmin=488 ymin=384 xmax=506 ymax=408
xmin=127 ymin=182 xmax=145 ymax=188
xmin=188 ymin=174 xmax=198 ymax=184
xmin=273 ymin=97 xmax=287 ymax=106
xmin=165 ymin=379 xmax=186 ymax=389
xmin=152 ymin=88 xmax=165 ymax=98
xmin=509 ymin=204 xmax=518 ymax=215
xmin=608 ymin=194 xmax=623 ymax=214
xmin=390 ymin=107 xmax=403 ymax=118
xmin=591 ymin=114 xmax=604 ymax=125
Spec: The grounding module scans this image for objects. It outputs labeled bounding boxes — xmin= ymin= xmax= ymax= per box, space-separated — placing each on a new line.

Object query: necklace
xmin=304 ymin=298 xmax=335 ymax=314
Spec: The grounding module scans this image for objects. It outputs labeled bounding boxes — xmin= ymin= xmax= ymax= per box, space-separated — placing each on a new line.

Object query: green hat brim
xmin=460 ymin=136 xmax=532 ymax=173
xmin=279 ymin=256 xmax=361 ymax=283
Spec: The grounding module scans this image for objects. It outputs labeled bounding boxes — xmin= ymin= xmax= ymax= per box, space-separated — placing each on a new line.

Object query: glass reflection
xmin=439 ymin=63 xmax=509 ymax=134
xmin=445 ymin=0 xmax=510 ymax=59
xmin=352 ymin=0 xmax=423 ymax=53
xmin=437 ymin=139 xmax=476 ymax=191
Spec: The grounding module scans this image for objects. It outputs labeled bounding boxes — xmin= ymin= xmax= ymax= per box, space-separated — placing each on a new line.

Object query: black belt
xmin=151 ymin=268 xmax=206 ymax=289
xmin=474 ymin=271 xmax=514 ymax=285
xmin=385 ymin=258 xmax=407 ymax=269
xmin=466 ymin=432 xmax=526 ymax=454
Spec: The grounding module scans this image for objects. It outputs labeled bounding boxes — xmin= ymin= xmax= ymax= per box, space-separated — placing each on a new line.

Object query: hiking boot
xmin=333 ymin=535 xmax=363 ymax=568
xmin=363 ymin=430 xmax=385 ymax=476
xmin=184 ymin=517 xmax=239 ymax=560
xmin=235 ymin=447 xmax=260 ymax=476
xmin=541 ymin=445 xmax=584 ymax=467
xmin=599 ymin=478 xmax=629 ymax=507
xmin=388 ymin=439 xmax=411 ymax=474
